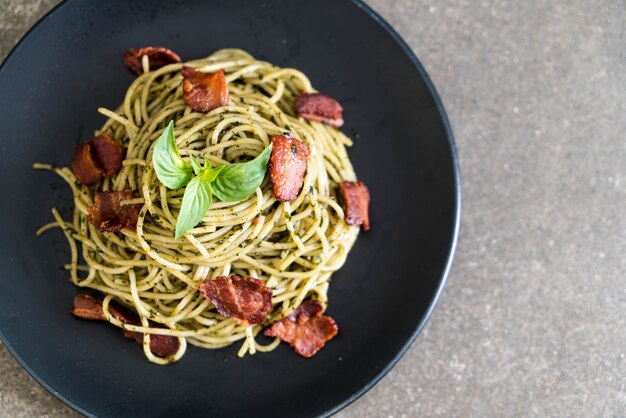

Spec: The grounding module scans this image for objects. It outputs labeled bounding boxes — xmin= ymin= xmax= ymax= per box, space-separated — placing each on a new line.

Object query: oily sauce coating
xmin=198 ymin=275 xmax=272 ymax=326
xmin=87 ymin=190 xmax=141 ymax=232
xmin=181 ymin=66 xmax=229 ymax=113
xmin=71 ymin=294 xmax=180 ymax=357
xmin=264 ymin=300 xmax=338 ymax=358
xmin=124 ymin=47 xmax=182 ymax=75
xmin=339 ymin=180 xmax=371 ymax=231
xmin=71 ymin=133 xmax=124 ymax=185
xmin=269 ymin=135 xmax=310 ymax=202
xmin=295 ymin=92 xmax=344 ymax=128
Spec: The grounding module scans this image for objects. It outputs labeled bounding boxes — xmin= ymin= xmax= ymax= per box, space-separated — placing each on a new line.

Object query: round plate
xmin=0 ymin=0 xmax=460 ymax=416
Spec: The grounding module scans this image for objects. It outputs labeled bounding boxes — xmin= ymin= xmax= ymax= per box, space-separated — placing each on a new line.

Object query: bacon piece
xmin=295 ymin=92 xmax=344 ymax=128
xmin=124 ymin=47 xmax=182 ymax=75
xmin=198 ymin=275 xmax=272 ymax=326
xmin=264 ymin=300 xmax=338 ymax=358
xmin=121 ymin=329 xmax=180 ymax=358
xmin=339 ymin=180 xmax=371 ymax=231
xmin=71 ymin=294 xmax=125 ymax=321
xmin=181 ymin=66 xmax=229 ymax=113
xmin=71 ymin=142 xmax=104 ymax=185
xmin=71 ymin=134 xmax=124 ymax=185
xmin=71 ymin=294 xmax=180 ymax=357
xmin=87 ymin=190 xmax=141 ymax=232
xmin=90 ymin=134 xmax=124 ymax=176
xmin=269 ymin=135 xmax=310 ymax=202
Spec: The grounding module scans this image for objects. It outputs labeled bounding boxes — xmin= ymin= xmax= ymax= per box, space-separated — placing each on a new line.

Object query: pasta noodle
xmin=34 ymin=48 xmax=360 ymax=364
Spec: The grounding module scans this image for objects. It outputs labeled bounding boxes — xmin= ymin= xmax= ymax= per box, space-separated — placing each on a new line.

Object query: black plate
xmin=0 ymin=1 xmax=460 ymax=416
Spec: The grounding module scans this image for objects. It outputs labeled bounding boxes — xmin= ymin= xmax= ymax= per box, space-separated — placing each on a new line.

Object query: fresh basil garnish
xmin=211 ymin=145 xmax=272 ymax=202
xmin=175 ymin=173 xmax=212 ymax=239
xmin=152 ymin=120 xmax=272 ymax=239
xmin=152 ymin=121 xmax=193 ymax=189
xmin=190 ymin=156 xmax=203 ymax=175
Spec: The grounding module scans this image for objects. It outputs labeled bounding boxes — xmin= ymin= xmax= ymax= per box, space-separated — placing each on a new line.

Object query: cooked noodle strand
xmin=35 ymin=49 xmax=359 ymax=363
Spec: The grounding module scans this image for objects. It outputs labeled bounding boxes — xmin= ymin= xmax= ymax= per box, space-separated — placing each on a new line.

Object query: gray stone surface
xmin=1 ymin=0 xmax=625 ymax=416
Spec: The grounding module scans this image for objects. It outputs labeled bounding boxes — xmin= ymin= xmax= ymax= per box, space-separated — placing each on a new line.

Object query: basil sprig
xmin=152 ymin=121 xmax=193 ymax=189
xmin=152 ymin=121 xmax=272 ymax=239
xmin=211 ymin=146 xmax=272 ymax=202
xmin=175 ymin=169 xmax=212 ymax=240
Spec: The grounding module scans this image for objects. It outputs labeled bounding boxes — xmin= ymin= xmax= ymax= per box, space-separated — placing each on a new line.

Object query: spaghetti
xmin=34 ymin=48 xmax=362 ymax=364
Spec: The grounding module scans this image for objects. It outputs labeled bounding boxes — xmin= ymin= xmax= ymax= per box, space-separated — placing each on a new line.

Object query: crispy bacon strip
xmin=264 ymin=300 xmax=338 ymax=358
xmin=87 ymin=190 xmax=142 ymax=232
xmin=339 ymin=180 xmax=371 ymax=231
xmin=198 ymin=275 xmax=272 ymax=326
xmin=71 ymin=294 xmax=124 ymax=321
xmin=71 ymin=134 xmax=124 ymax=185
xmin=269 ymin=135 xmax=310 ymax=202
xmin=124 ymin=47 xmax=182 ymax=75
xmin=295 ymin=92 xmax=344 ymax=128
xmin=71 ymin=294 xmax=180 ymax=357
xmin=71 ymin=142 xmax=103 ymax=185
xmin=181 ymin=66 xmax=229 ymax=113
xmin=122 ymin=329 xmax=180 ymax=358
xmin=91 ymin=134 xmax=124 ymax=176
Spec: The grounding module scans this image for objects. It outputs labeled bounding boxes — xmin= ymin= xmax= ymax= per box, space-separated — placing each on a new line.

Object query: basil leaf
xmin=175 ymin=174 xmax=212 ymax=239
xmin=190 ymin=156 xmax=202 ymax=175
xmin=153 ymin=121 xmax=193 ymax=189
xmin=204 ymin=165 xmax=225 ymax=183
xmin=211 ymin=145 xmax=272 ymax=202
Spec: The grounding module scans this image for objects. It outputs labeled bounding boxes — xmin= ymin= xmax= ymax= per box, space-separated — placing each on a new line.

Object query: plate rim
xmin=0 ymin=0 xmax=462 ymax=417
xmin=322 ymin=2 xmax=461 ymax=415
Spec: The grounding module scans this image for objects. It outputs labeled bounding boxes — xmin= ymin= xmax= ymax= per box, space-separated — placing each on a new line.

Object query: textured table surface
xmin=2 ymin=0 xmax=625 ymax=416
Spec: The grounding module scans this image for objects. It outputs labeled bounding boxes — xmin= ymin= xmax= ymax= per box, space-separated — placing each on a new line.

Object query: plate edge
xmin=0 ymin=1 xmax=462 ymax=417
xmin=0 ymin=3 xmax=100 ymax=417
xmin=321 ymin=0 xmax=462 ymax=416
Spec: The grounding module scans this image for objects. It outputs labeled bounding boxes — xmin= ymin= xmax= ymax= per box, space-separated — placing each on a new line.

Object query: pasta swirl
xmin=35 ymin=49 xmax=360 ymax=363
